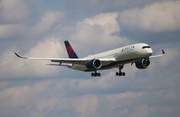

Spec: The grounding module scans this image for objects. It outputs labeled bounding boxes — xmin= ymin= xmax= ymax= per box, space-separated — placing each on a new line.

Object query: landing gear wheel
xmin=98 ymin=73 xmax=101 ymax=77
xmin=116 ymin=72 xmax=119 ymax=76
xmin=122 ymin=72 xmax=125 ymax=76
xmin=95 ymin=73 xmax=97 ymax=77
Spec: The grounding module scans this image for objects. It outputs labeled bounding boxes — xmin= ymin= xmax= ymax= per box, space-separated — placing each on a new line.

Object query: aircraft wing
xmin=149 ymin=50 xmax=165 ymax=59
xmin=14 ymin=52 xmax=116 ymax=66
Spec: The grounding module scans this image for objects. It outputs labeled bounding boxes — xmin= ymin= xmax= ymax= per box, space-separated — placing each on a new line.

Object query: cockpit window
xmin=142 ymin=46 xmax=150 ymax=49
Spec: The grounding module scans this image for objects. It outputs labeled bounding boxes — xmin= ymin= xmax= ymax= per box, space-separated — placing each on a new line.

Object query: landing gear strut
xmin=91 ymin=71 xmax=101 ymax=77
xmin=116 ymin=66 xmax=125 ymax=76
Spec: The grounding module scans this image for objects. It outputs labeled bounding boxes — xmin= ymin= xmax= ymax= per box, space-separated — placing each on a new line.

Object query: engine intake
xmin=86 ymin=59 xmax=102 ymax=70
xmin=135 ymin=59 xmax=150 ymax=69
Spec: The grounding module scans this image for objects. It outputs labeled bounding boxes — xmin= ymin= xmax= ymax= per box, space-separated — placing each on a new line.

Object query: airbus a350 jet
xmin=15 ymin=41 xmax=165 ymax=77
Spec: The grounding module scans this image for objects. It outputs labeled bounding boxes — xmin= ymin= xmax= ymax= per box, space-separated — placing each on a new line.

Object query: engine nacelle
xmin=86 ymin=59 xmax=102 ymax=70
xmin=135 ymin=59 xmax=150 ymax=69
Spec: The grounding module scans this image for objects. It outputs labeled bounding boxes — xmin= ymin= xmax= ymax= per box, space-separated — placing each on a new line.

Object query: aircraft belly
xmin=68 ymin=64 xmax=87 ymax=71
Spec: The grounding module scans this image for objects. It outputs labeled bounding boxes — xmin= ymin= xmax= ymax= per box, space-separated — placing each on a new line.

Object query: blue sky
xmin=0 ymin=0 xmax=180 ymax=117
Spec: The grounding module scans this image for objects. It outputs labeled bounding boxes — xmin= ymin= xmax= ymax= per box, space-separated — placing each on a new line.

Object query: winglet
xmin=14 ymin=52 xmax=28 ymax=59
xmin=64 ymin=41 xmax=78 ymax=58
xmin=162 ymin=50 xmax=165 ymax=54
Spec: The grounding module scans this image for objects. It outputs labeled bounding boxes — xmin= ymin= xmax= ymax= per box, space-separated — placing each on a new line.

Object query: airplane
xmin=15 ymin=40 xmax=165 ymax=77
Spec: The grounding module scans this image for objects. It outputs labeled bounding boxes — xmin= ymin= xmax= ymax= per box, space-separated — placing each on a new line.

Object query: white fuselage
xmin=68 ymin=43 xmax=153 ymax=71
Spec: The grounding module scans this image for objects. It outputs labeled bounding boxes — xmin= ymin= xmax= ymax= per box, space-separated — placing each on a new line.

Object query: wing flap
xmin=47 ymin=63 xmax=73 ymax=67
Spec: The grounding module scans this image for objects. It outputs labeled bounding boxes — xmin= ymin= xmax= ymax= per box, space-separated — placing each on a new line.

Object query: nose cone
xmin=147 ymin=48 xmax=153 ymax=56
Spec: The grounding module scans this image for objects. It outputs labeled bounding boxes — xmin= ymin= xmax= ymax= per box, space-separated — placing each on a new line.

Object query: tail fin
xmin=64 ymin=40 xmax=78 ymax=58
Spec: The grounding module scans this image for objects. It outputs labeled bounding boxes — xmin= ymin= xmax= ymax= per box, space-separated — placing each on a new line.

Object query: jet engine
xmin=86 ymin=59 xmax=102 ymax=70
xmin=135 ymin=59 xmax=150 ymax=69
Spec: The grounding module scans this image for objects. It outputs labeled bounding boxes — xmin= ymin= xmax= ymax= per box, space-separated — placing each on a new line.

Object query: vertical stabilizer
xmin=64 ymin=41 xmax=79 ymax=58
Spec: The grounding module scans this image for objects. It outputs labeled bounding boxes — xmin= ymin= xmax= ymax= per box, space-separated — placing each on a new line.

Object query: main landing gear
xmin=116 ymin=66 xmax=125 ymax=76
xmin=91 ymin=66 xmax=125 ymax=77
xmin=91 ymin=71 xmax=101 ymax=77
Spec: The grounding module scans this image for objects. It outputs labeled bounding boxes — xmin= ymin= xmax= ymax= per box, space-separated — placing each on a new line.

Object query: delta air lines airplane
xmin=15 ymin=41 xmax=165 ymax=77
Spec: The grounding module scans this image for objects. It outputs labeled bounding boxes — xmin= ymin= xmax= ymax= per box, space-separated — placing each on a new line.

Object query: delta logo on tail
xmin=64 ymin=41 xmax=78 ymax=58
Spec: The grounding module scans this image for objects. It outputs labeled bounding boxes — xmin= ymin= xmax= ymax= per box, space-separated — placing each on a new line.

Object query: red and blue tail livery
xmin=64 ymin=40 xmax=78 ymax=58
